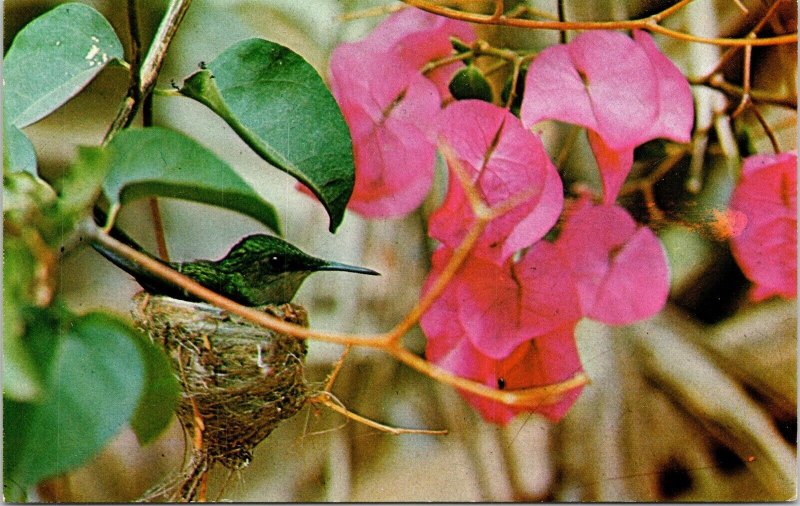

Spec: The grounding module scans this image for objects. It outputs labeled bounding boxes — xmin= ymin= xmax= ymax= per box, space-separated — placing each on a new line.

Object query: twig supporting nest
xmin=132 ymin=293 xmax=308 ymax=501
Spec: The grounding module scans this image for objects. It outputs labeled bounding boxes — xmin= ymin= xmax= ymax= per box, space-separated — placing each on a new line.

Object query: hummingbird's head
xmin=217 ymin=234 xmax=379 ymax=305
xmin=222 ymin=235 xmax=379 ymax=276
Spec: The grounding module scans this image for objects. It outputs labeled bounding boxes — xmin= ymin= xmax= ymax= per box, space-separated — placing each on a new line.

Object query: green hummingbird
xmin=91 ymin=215 xmax=379 ymax=306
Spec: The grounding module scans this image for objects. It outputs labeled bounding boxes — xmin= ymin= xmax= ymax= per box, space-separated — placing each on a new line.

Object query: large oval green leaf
xmin=99 ymin=126 xmax=281 ymax=234
xmin=179 ymin=38 xmax=355 ymax=232
xmin=4 ymin=310 xmax=145 ymax=489
xmin=4 ymin=3 xmax=124 ymax=128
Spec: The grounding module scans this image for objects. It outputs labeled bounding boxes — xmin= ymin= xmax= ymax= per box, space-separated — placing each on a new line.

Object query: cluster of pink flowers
xmin=321 ymin=8 xmax=795 ymax=424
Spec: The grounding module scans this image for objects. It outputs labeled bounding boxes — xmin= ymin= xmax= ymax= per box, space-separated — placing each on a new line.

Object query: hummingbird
xmin=91 ymin=213 xmax=379 ymax=306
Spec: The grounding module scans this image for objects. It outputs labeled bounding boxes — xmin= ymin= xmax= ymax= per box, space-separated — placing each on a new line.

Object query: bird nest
xmin=131 ymin=293 xmax=308 ymax=500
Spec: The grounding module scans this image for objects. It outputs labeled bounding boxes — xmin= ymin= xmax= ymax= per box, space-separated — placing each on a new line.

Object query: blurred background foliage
xmin=5 ymin=0 xmax=796 ymax=501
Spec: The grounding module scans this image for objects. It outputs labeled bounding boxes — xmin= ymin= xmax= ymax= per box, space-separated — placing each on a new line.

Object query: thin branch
xmin=148 ymin=198 xmax=170 ymax=261
xmin=694 ymin=74 xmax=797 ymax=109
xmin=324 ymin=345 xmax=351 ymax=392
xmin=504 ymin=4 xmax=560 ymax=22
xmin=308 ymin=392 xmax=449 ymax=435
xmin=503 ymin=57 xmax=523 ymax=109
xmin=139 ymin=0 xmax=193 ymax=104
xmin=389 ymin=344 xmax=589 ymax=409
xmin=399 ymin=0 xmax=797 ymax=47
xmin=491 ymin=0 xmax=503 ymax=21
xmin=104 ymin=0 xmax=193 ymax=144
xmin=731 ymin=0 xmax=750 ymax=14
xmin=126 ymin=0 xmax=143 ymax=108
xmin=650 ymin=0 xmax=694 ymax=22
xmin=748 ymin=104 xmax=782 ymax=153
xmin=700 ymin=0 xmax=790 ymax=77
xmin=554 ymin=125 xmax=582 ymax=169
xmin=731 ymin=36 xmax=754 ymax=118
xmin=338 ymin=3 xmax=407 ymax=21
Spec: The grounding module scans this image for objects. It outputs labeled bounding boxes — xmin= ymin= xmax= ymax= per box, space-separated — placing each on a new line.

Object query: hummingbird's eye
xmin=267 ymin=254 xmax=284 ymax=269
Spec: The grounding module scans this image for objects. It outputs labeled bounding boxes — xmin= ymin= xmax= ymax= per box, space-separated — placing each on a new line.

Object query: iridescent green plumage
xmin=92 ymin=224 xmax=379 ymax=306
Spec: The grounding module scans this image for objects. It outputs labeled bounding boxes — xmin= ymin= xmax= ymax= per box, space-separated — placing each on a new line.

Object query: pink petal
xmin=429 ymin=100 xmax=563 ymax=263
xmin=420 ymin=245 xmax=585 ymax=424
xmin=588 ymin=226 xmax=670 ymax=324
xmin=556 ymin=198 xmax=670 ymax=324
xmin=358 ymin=7 xmax=476 ymax=96
xmin=587 ymin=130 xmax=635 ymax=204
xmin=504 ymin=164 xmax=565 ymax=255
xmin=521 ymin=30 xmax=694 ymax=204
xmin=347 ymin=75 xmax=441 ymax=217
xmin=329 ymin=42 xmax=417 ymax=128
xmin=424 ymin=325 xmax=584 ymax=425
xmin=507 ymin=328 xmax=585 ymax=422
xmin=421 ymin=248 xmax=471 ymax=361
xmin=515 ymin=240 xmax=583 ymax=335
xmin=519 ymin=44 xmax=595 ymax=129
xmin=633 ymin=31 xmax=694 ymax=143
xmin=556 ymin=199 xmax=637 ymax=313
xmin=420 ymin=243 xmax=581 ymax=361
xmin=421 ymin=246 xmax=528 ymax=359
xmin=453 ymin=255 xmax=525 ymax=359
xmin=521 ymin=31 xmax=657 ymax=151
xmin=323 ymin=9 xmax=477 ymax=218
xmin=329 ymin=44 xmax=442 ymax=217
xmin=729 ymin=152 xmax=797 ymax=301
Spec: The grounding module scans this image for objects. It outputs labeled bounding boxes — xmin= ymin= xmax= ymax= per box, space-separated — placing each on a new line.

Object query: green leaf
xmin=2 ymin=320 xmax=41 ymax=402
xmin=4 ymin=162 xmax=92 ymax=249
xmin=2 ymin=237 xmax=43 ymax=402
xmin=99 ymin=126 xmax=281 ymax=233
xmin=4 ymin=2 xmax=124 ymax=128
xmin=53 ymin=144 xmax=110 ymax=222
xmin=129 ymin=333 xmax=180 ymax=445
xmin=3 ymin=116 xmax=37 ymax=175
xmin=180 ymin=38 xmax=355 ymax=232
xmin=3 ymin=170 xmax=57 ymax=228
xmin=4 ymin=399 xmax=31 ymax=501
xmin=4 ymin=310 xmax=145 ymax=489
xmin=2 ymin=170 xmax=62 ymax=401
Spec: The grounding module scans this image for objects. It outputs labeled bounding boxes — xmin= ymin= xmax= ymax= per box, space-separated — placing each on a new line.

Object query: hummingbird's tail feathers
xmin=317 ymin=261 xmax=380 ymax=276
xmin=90 ymin=206 xmax=181 ymax=296
xmin=91 ymin=238 xmax=195 ymax=301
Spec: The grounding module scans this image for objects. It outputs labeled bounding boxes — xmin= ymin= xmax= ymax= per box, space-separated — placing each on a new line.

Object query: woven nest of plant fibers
xmin=131 ymin=293 xmax=308 ymax=471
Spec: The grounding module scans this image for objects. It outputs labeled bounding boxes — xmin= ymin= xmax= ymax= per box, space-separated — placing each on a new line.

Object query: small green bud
xmin=449 ymin=65 xmax=494 ymax=103
xmin=449 ymin=37 xmax=473 ymax=65
xmin=449 ymin=36 xmax=472 ymax=54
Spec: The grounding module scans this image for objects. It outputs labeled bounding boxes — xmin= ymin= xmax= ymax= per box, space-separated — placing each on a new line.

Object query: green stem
xmin=126 ymin=0 xmax=143 ymax=109
xmin=690 ymin=75 xmax=797 ymax=109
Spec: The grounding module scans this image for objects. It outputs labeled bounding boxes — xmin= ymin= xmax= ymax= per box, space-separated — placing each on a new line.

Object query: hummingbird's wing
xmin=90 ymin=208 xmax=199 ymax=301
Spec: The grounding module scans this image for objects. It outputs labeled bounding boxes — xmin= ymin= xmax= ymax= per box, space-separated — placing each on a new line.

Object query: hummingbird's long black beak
xmin=316 ymin=261 xmax=380 ymax=276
